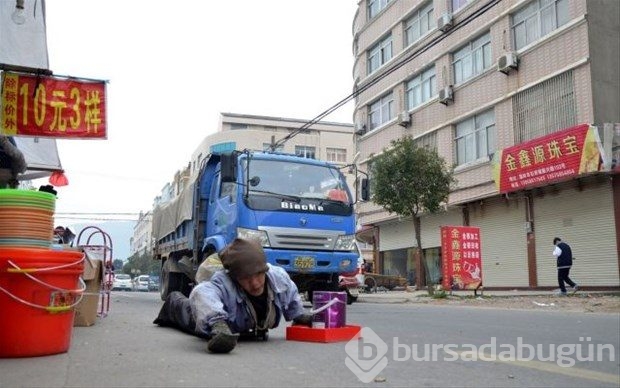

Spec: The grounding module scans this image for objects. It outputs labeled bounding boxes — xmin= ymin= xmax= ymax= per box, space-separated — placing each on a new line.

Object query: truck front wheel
xmin=160 ymin=260 xmax=192 ymax=301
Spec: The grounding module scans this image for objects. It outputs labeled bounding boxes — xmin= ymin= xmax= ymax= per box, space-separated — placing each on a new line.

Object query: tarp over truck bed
xmin=152 ymin=181 xmax=195 ymax=242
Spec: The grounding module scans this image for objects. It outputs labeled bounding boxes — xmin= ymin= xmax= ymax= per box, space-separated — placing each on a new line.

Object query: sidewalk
xmin=356 ymin=288 xmax=618 ymax=304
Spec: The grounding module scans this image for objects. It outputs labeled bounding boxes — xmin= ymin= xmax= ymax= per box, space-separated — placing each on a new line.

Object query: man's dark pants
xmin=557 ymin=268 xmax=576 ymax=293
xmin=154 ymin=291 xmax=208 ymax=338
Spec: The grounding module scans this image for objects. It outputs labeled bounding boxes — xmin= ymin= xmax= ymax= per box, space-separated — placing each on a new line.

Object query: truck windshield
xmin=244 ymin=158 xmax=353 ymax=214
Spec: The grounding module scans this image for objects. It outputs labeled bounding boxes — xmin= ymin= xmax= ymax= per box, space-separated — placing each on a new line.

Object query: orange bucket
xmin=0 ymin=247 xmax=85 ymax=358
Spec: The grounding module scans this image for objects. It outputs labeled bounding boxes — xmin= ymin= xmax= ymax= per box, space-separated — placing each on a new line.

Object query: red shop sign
xmin=492 ymin=124 xmax=603 ymax=194
xmin=1 ymin=71 xmax=107 ymax=139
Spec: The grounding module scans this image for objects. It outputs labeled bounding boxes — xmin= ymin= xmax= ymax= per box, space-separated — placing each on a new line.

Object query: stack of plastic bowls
xmin=0 ymin=189 xmax=56 ymax=248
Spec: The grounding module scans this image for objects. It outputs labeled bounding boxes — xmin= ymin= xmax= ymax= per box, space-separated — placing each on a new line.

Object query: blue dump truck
xmin=152 ymin=150 xmax=368 ymax=302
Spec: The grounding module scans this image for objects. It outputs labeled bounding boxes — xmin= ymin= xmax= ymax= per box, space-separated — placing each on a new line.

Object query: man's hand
xmin=207 ymin=321 xmax=239 ymax=353
xmin=292 ymin=312 xmax=314 ymax=327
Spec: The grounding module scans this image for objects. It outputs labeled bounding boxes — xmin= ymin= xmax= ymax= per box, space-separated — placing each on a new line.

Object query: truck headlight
xmin=236 ymin=228 xmax=271 ymax=247
xmin=340 ymin=259 xmax=352 ymax=269
xmin=334 ymin=234 xmax=356 ymax=251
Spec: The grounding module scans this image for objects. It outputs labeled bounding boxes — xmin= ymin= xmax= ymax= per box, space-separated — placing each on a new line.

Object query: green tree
xmin=370 ymin=135 xmax=455 ymax=293
xmin=112 ymin=259 xmax=124 ymax=272
xmin=123 ymin=251 xmax=159 ymax=277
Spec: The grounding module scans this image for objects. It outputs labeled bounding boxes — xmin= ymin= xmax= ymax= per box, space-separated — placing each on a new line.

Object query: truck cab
xmin=153 ymin=150 xmax=368 ymax=301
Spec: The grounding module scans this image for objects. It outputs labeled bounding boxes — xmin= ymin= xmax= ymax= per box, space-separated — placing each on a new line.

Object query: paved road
xmin=1 ymin=291 xmax=618 ymax=387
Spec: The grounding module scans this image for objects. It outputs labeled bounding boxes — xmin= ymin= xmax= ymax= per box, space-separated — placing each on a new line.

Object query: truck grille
xmin=260 ymin=226 xmax=344 ymax=251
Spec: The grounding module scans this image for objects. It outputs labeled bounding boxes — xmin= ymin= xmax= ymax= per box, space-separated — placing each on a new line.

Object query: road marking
xmin=464 ymin=351 xmax=620 ymax=385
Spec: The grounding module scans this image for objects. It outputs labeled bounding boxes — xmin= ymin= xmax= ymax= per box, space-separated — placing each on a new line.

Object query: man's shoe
xmin=207 ymin=332 xmax=238 ymax=353
xmin=207 ymin=321 xmax=239 ymax=354
xmin=571 ymin=285 xmax=579 ymax=295
xmin=554 ymin=290 xmax=567 ymax=296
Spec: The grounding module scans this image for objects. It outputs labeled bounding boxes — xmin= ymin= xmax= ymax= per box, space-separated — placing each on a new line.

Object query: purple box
xmin=312 ymin=291 xmax=347 ymax=328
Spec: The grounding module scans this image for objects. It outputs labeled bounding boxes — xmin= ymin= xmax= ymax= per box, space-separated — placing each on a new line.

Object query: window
xmin=415 ymin=132 xmax=437 ymax=150
xmin=368 ymin=0 xmax=392 ymax=19
xmin=424 ymin=247 xmax=442 ymax=285
xmin=452 ymin=0 xmax=472 ymax=13
xmin=366 ymin=160 xmax=375 ymax=198
xmin=326 ymin=148 xmax=347 ymax=163
xmin=210 ymin=142 xmax=236 ymax=153
xmin=262 ymin=143 xmax=284 ymax=152
xmin=368 ymin=35 xmax=393 ymax=74
xmin=512 ymin=0 xmax=569 ymax=50
xmin=230 ymin=123 xmax=248 ymax=130
xmin=368 ymin=92 xmax=394 ymax=130
xmin=513 ymin=71 xmax=576 ymax=143
xmin=295 ymin=145 xmax=316 ymax=159
xmin=455 ymin=109 xmax=496 ymax=165
xmin=220 ymin=182 xmax=236 ymax=202
xmin=453 ymin=32 xmax=492 ymax=84
xmin=406 ymin=66 xmax=436 ymax=109
xmin=404 ymin=2 xmax=435 ymax=46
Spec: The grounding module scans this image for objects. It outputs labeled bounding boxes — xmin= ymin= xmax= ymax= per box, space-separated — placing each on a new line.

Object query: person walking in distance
xmin=553 ymin=237 xmax=578 ymax=296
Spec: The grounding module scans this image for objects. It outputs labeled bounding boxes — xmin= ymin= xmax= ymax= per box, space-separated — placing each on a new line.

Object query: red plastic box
xmin=286 ymin=324 xmax=362 ymax=343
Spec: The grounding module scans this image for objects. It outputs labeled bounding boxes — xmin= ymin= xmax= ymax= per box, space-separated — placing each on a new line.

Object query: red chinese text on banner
xmin=492 ymin=124 xmax=603 ymax=194
xmin=441 ymin=226 xmax=482 ymax=291
xmin=1 ymin=71 xmax=107 ymax=139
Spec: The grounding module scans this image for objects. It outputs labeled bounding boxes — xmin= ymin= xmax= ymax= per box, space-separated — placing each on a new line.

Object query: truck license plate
xmin=294 ymin=256 xmax=315 ymax=270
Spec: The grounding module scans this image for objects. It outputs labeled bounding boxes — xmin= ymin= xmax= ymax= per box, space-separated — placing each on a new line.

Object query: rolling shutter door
xmin=470 ymin=197 xmax=529 ymax=287
xmin=534 ymin=183 xmax=618 ymax=287
xmin=379 ymin=220 xmax=415 ymax=251
xmin=379 ymin=210 xmax=463 ymax=252
xmin=420 ymin=210 xmax=463 ymax=248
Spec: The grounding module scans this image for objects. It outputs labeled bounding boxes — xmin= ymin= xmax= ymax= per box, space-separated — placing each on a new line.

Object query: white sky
xmin=43 ymin=0 xmax=358 ymax=224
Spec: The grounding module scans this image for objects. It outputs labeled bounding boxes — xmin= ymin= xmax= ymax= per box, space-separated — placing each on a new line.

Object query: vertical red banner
xmin=441 ymin=226 xmax=482 ymax=290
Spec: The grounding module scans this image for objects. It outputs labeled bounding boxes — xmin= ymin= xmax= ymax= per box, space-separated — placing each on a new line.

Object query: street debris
xmin=532 ymin=301 xmax=555 ymax=307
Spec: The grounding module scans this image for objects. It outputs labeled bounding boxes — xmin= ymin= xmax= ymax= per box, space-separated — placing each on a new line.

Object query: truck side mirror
xmin=220 ymin=153 xmax=237 ymax=183
xmin=360 ymin=178 xmax=369 ymax=201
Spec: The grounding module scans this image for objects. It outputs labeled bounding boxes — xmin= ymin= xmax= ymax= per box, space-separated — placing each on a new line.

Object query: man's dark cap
xmin=220 ymin=238 xmax=268 ymax=279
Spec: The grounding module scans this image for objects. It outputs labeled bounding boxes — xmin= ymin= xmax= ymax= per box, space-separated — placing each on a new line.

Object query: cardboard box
xmin=74 ymin=251 xmax=103 ymax=327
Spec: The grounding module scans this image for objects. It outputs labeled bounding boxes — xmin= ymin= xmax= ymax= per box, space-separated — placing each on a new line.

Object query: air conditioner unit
xmin=438 ymin=86 xmax=453 ymax=105
xmin=354 ymin=123 xmax=367 ymax=135
xmin=437 ymin=13 xmax=453 ymax=32
xmin=497 ymin=52 xmax=518 ymax=74
xmin=397 ymin=111 xmax=411 ymax=127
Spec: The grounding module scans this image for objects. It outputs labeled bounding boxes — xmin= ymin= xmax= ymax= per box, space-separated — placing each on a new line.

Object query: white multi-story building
xmin=186 ymin=113 xmax=355 ymax=182
xmin=353 ymin=0 xmax=619 ymax=289
xmin=129 ymin=210 xmax=152 ymax=256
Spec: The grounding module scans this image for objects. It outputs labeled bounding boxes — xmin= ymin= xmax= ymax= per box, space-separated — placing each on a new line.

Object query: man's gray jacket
xmin=189 ymin=263 xmax=305 ymax=337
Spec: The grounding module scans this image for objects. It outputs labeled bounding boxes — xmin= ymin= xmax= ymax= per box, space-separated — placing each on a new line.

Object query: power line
xmin=54 ymin=216 xmax=138 ymax=222
xmin=273 ymin=0 xmax=502 ymax=150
